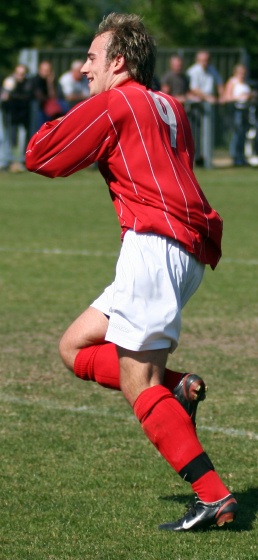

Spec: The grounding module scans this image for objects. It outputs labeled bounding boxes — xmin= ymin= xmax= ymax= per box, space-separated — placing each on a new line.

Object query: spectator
xmin=58 ymin=60 xmax=90 ymax=108
xmin=1 ymin=64 xmax=32 ymax=172
xmin=161 ymin=55 xmax=191 ymax=104
xmin=224 ymin=63 xmax=252 ymax=166
xmin=31 ymin=60 xmax=67 ymax=130
xmin=186 ymin=51 xmax=224 ymax=166
xmin=186 ymin=50 xmax=224 ymax=103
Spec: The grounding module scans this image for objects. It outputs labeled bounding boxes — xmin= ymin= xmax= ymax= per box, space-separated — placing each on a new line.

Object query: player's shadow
xmin=158 ymin=487 xmax=258 ymax=532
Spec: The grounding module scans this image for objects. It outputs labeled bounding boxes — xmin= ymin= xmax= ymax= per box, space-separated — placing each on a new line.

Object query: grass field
xmin=0 ymin=166 xmax=257 ymax=560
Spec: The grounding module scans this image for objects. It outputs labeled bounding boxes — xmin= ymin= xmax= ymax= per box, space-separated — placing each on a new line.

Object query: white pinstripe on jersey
xmin=26 ymin=80 xmax=222 ymax=268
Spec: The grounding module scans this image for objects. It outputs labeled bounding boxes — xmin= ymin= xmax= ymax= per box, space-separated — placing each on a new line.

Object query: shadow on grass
xmin=158 ymin=487 xmax=258 ymax=532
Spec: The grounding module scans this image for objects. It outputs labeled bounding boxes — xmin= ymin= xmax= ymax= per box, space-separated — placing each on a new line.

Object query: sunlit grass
xmin=0 ymin=167 xmax=257 ymax=559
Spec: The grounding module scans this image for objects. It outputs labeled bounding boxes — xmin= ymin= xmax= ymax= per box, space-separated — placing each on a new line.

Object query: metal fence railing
xmin=1 ymin=100 xmax=257 ymax=170
xmin=19 ymin=46 xmax=249 ymax=85
xmin=1 ymin=46 xmax=256 ymax=170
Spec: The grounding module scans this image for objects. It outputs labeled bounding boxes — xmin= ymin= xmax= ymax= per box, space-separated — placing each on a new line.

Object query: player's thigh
xmin=59 ymin=306 xmax=109 ymax=357
xmin=59 ymin=280 xmax=115 ymax=368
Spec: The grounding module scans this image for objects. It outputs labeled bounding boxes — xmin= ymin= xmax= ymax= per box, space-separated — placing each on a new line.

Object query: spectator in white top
xmin=59 ymin=60 xmax=90 ymax=108
xmin=187 ymin=50 xmax=224 ymax=103
xmin=185 ymin=51 xmax=224 ymax=166
xmin=224 ymin=63 xmax=252 ymax=166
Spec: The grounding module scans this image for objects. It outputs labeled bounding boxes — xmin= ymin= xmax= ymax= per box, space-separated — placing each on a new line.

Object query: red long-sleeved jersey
xmin=26 ymin=79 xmax=223 ymax=269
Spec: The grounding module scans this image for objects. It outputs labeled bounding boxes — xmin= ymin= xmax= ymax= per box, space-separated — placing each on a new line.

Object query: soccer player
xmin=26 ymin=13 xmax=238 ymax=531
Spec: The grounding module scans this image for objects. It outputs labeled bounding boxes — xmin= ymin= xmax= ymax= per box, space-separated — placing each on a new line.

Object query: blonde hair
xmin=96 ymin=13 xmax=156 ymax=88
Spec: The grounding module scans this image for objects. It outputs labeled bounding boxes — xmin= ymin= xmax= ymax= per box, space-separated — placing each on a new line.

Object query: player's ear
xmin=114 ymin=54 xmax=126 ymax=71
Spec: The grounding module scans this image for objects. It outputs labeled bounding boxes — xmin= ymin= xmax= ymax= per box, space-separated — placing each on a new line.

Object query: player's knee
xmin=58 ymin=334 xmax=74 ymax=371
xmin=58 ymin=335 xmax=67 ymax=364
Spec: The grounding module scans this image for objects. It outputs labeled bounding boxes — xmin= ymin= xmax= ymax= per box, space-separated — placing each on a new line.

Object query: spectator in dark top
xmin=161 ymin=55 xmax=191 ymax=104
xmin=1 ymin=63 xmax=33 ymax=172
xmin=31 ymin=60 xmax=68 ymax=130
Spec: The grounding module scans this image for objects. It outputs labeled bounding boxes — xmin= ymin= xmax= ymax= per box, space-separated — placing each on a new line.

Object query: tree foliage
xmin=0 ymin=0 xmax=257 ymax=79
xmin=142 ymin=0 xmax=258 ymax=49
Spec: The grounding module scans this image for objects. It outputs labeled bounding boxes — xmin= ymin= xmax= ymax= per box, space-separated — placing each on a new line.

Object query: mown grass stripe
xmin=0 ymin=246 xmax=258 ymax=265
xmin=2 ymin=393 xmax=258 ymax=441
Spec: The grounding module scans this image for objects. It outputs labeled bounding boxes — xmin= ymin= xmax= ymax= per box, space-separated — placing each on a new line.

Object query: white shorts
xmin=91 ymin=230 xmax=204 ymax=352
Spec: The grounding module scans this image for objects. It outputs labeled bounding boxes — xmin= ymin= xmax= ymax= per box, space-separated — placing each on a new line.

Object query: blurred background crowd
xmin=0 ymin=50 xmax=258 ymax=173
xmin=0 ymin=59 xmax=90 ymax=173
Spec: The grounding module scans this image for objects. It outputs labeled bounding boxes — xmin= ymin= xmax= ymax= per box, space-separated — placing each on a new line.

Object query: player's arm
xmin=26 ymin=95 xmax=111 ymax=178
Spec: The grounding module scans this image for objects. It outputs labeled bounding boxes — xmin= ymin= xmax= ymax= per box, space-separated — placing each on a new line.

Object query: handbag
xmin=43 ymin=98 xmax=63 ymax=118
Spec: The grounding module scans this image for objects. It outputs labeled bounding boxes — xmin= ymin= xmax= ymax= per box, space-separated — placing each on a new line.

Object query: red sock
xmin=74 ymin=343 xmax=121 ymax=390
xmin=134 ymin=385 xmax=204 ymax=470
xmin=192 ymin=471 xmax=231 ymax=502
xmin=73 ymin=343 xmax=182 ymax=391
xmin=133 ymin=385 xmax=230 ymax=503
